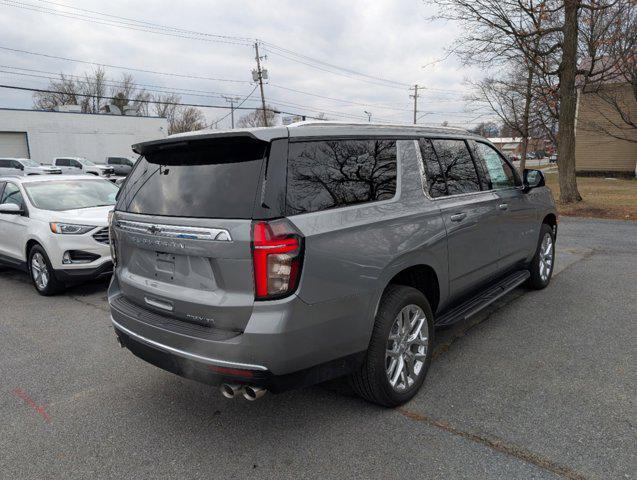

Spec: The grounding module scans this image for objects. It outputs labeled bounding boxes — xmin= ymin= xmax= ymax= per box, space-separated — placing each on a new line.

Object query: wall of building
xmin=0 ymin=108 xmax=168 ymax=164
xmin=575 ymin=84 xmax=637 ymax=174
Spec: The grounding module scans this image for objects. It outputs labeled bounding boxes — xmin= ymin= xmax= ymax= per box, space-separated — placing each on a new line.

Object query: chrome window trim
xmin=115 ymin=219 xmax=232 ymax=242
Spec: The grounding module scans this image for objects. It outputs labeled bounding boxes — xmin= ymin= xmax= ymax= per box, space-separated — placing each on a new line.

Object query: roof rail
xmin=286 ymin=120 xmax=470 ymax=134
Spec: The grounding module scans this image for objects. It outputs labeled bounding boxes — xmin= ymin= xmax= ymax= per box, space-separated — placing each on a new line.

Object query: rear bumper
xmin=108 ymin=274 xmax=371 ymax=383
xmin=113 ymin=318 xmax=364 ymax=393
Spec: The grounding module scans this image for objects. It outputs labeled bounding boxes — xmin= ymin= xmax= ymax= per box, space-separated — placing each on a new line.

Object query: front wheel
xmin=350 ymin=285 xmax=434 ymax=407
xmin=527 ymin=224 xmax=555 ymax=290
xmin=28 ymin=245 xmax=64 ymax=296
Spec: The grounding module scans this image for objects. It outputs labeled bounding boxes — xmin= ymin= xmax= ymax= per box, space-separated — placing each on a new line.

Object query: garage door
xmin=0 ymin=132 xmax=29 ymax=158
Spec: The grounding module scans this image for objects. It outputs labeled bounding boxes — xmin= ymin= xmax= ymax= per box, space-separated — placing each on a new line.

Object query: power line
xmin=0 ymin=83 xmax=329 ymax=120
xmin=0 ymin=66 xmax=397 ymax=122
xmin=0 ymin=46 xmax=251 ymax=84
xmin=0 ymin=0 xmax=253 ymax=46
xmin=4 ymin=0 xmax=413 ymax=90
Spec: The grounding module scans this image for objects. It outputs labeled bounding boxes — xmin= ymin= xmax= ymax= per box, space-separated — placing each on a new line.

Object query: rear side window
xmin=286 ymin=139 xmax=397 ymax=215
xmin=117 ymin=137 xmax=267 ymax=219
xmin=56 ymin=159 xmax=69 ymax=166
xmin=418 ymin=139 xmax=447 ymax=198
xmin=430 ymin=139 xmax=481 ymax=195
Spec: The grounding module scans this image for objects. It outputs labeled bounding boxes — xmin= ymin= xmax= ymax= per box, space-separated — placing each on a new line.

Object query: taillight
xmin=252 ymin=220 xmax=303 ymax=300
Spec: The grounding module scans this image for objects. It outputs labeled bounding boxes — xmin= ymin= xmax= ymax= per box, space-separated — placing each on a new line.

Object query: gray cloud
xmin=0 ymin=0 xmax=488 ymax=128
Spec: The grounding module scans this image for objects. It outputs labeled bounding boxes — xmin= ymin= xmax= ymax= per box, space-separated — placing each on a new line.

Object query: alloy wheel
xmin=385 ymin=304 xmax=429 ymax=392
xmin=539 ymin=233 xmax=554 ymax=282
xmin=31 ymin=252 xmax=49 ymax=290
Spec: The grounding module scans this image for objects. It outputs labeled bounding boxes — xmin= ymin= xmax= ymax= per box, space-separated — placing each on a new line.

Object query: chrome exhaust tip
xmin=220 ymin=383 xmax=242 ymax=399
xmin=243 ymin=386 xmax=267 ymax=401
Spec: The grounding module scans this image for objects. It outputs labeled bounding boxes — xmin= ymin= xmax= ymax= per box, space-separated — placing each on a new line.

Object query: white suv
xmin=52 ymin=157 xmax=115 ymax=177
xmin=0 ymin=175 xmax=117 ymax=295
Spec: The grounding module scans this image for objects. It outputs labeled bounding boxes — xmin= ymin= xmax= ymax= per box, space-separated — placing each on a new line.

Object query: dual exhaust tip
xmin=220 ymin=383 xmax=267 ymax=401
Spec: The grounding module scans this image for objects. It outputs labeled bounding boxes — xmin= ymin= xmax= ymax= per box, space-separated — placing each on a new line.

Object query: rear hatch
xmin=112 ymin=135 xmax=271 ymax=333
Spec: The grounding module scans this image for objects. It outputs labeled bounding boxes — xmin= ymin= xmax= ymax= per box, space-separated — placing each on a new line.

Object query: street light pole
xmin=364 ymin=110 xmax=372 ymax=122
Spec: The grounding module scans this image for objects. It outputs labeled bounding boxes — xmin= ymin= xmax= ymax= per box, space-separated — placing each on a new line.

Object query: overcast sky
xmin=0 ymin=0 xmax=489 ymax=129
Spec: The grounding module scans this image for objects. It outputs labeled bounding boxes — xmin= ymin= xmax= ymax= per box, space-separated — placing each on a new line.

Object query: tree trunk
xmin=556 ymin=0 xmax=582 ymax=203
xmin=519 ymin=62 xmax=535 ymax=173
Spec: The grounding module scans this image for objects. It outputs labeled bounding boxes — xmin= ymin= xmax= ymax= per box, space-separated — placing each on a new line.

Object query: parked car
xmin=106 ymin=156 xmax=137 ymax=176
xmin=508 ymin=154 xmax=519 ymax=162
xmin=0 ymin=158 xmax=62 ymax=176
xmin=108 ymin=122 xmax=557 ymax=407
xmin=52 ymin=157 xmax=115 ymax=177
xmin=549 ymin=154 xmax=558 ymax=163
xmin=0 ymin=175 xmax=117 ymax=295
xmin=525 ymin=152 xmax=536 ymax=160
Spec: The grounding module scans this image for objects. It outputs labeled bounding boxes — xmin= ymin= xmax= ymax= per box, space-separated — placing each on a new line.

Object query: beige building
xmin=575 ymin=83 xmax=637 ymax=175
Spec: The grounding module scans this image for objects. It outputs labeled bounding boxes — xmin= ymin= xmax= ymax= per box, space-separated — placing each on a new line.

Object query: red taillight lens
xmin=252 ymin=221 xmax=303 ymax=300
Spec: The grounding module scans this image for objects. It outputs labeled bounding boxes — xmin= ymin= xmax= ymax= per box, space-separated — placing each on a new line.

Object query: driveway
xmin=0 ymin=217 xmax=634 ymax=479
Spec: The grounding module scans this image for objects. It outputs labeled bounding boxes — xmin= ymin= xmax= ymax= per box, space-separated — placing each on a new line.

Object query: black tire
xmin=28 ymin=245 xmax=65 ymax=296
xmin=350 ymin=285 xmax=434 ymax=407
xmin=527 ymin=223 xmax=555 ymax=290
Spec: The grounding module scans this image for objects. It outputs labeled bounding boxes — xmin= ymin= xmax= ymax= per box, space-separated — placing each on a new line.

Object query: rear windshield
xmin=117 ymin=137 xmax=267 ymax=219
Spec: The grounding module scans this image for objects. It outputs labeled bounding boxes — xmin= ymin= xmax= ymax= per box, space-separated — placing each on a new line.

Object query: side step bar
xmin=435 ymin=270 xmax=530 ymax=327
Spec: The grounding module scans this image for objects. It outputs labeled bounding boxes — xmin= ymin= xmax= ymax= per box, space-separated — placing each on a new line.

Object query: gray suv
xmin=108 ymin=122 xmax=557 ymax=406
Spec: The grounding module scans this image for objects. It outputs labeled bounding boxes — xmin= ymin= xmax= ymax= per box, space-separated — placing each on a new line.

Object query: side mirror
xmin=0 ymin=203 xmax=23 ymax=215
xmin=523 ymin=169 xmax=545 ymax=192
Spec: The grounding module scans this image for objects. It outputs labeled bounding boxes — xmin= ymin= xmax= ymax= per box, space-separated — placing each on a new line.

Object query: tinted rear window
xmin=286 ymin=139 xmax=397 ymax=215
xmin=117 ymin=137 xmax=267 ymax=218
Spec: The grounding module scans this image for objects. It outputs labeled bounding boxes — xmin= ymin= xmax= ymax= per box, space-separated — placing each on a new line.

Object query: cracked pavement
xmin=0 ymin=217 xmax=635 ymax=479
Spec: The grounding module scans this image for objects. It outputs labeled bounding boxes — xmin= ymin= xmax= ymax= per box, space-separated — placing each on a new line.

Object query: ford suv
xmin=108 ymin=122 xmax=557 ymax=406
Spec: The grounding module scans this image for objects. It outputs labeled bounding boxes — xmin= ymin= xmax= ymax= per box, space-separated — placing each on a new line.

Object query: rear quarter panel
xmin=288 ymin=140 xmax=448 ymax=351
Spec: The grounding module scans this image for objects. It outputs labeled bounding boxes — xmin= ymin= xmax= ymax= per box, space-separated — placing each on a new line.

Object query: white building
xmin=0 ymin=107 xmax=168 ymax=164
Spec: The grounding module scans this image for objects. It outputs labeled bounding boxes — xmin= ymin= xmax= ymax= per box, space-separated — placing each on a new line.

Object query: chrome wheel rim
xmin=31 ymin=253 xmax=49 ymax=290
xmin=385 ymin=304 xmax=429 ymax=392
xmin=539 ymin=233 xmax=554 ymax=282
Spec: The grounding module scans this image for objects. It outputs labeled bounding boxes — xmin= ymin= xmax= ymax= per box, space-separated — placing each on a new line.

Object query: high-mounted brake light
xmin=252 ymin=221 xmax=303 ymax=300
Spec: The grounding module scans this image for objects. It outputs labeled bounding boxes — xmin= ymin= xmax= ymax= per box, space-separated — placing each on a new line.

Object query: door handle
xmin=450 ymin=213 xmax=467 ymax=222
xmin=498 ymin=203 xmax=509 ymax=211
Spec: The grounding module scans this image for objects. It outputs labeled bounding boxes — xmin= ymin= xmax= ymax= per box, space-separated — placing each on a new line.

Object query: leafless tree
xmin=33 ymin=74 xmax=80 ymax=110
xmin=152 ymin=93 xmax=206 ymax=135
xmin=469 ymin=121 xmax=500 ymax=137
xmin=430 ymin=0 xmax=629 ymax=203
xmin=237 ymin=105 xmax=277 ymax=127
xmin=581 ymin=2 xmax=636 ymax=142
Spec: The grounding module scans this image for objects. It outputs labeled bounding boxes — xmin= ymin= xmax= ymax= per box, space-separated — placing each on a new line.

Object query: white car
xmin=0 ymin=158 xmax=62 ymax=176
xmin=52 ymin=157 xmax=115 ymax=177
xmin=0 ymin=175 xmax=117 ymax=295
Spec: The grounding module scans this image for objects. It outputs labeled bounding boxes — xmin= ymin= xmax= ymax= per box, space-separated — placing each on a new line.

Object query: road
xmin=0 ymin=217 xmax=635 ymax=479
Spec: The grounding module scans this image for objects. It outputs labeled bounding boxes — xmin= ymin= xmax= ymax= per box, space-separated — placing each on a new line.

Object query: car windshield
xmin=20 ymin=159 xmax=40 ymax=167
xmin=24 ymin=179 xmax=119 ymax=211
xmin=77 ymin=158 xmax=95 ymax=166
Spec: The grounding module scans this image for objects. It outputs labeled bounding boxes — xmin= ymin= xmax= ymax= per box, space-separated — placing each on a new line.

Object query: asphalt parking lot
xmin=1 ymin=217 xmax=635 ymax=480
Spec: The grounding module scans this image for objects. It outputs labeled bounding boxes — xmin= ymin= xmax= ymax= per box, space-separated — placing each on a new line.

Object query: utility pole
xmin=409 ymin=84 xmax=420 ymax=124
xmin=253 ymin=42 xmax=269 ymax=126
xmin=223 ymin=95 xmax=241 ymax=129
xmin=364 ymin=110 xmax=372 ymax=122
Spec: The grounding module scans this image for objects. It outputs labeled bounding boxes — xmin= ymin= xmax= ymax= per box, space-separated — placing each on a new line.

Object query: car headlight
xmin=49 ymin=223 xmax=95 ymax=235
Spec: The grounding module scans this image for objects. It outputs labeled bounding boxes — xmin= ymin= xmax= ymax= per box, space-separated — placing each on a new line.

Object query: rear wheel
xmin=527 ymin=223 xmax=555 ymax=290
xmin=350 ymin=285 xmax=434 ymax=407
xmin=28 ymin=245 xmax=64 ymax=295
